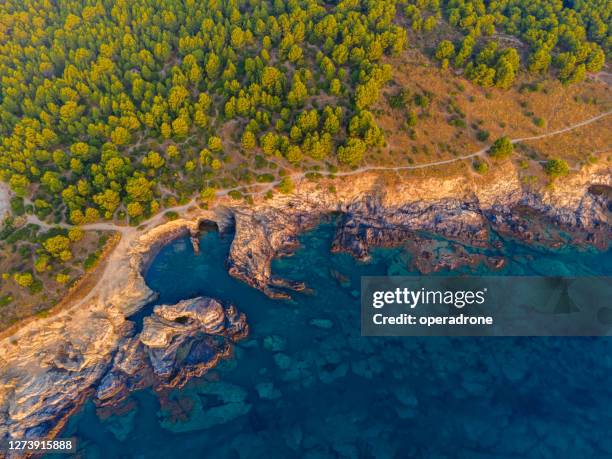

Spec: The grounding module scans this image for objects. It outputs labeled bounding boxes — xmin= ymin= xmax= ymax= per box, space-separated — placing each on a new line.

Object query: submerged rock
xmin=393 ymin=387 xmax=419 ymax=419
xmin=330 ymin=269 xmax=351 ymax=288
xmin=274 ymin=353 xmax=293 ymax=370
xmin=104 ymin=408 xmax=137 ymax=442
xmin=319 ymin=362 xmax=349 ymax=384
xmin=309 ymin=319 xmax=333 ymax=330
xmin=263 ymin=335 xmax=286 ymax=352
xmin=284 ymin=424 xmax=304 ymax=451
xmin=159 ymin=381 xmax=251 ymax=432
xmin=255 ymin=381 xmax=282 ymax=400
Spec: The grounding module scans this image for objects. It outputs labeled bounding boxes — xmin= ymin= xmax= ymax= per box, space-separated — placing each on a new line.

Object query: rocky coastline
xmin=0 ymin=161 xmax=609 ymax=447
xmin=225 ymin=163 xmax=610 ymax=294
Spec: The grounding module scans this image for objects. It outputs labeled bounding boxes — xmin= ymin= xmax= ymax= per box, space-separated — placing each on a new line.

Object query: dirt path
xmin=60 ymin=199 xmax=200 ymax=311
xmin=222 ymin=109 xmax=612 ymax=196
xmin=328 ymin=109 xmax=612 ymax=175
xmin=593 ymin=71 xmax=612 ymax=85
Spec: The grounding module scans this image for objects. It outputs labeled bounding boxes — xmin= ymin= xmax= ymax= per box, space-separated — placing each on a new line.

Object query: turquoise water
xmin=56 ymin=223 xmax=612 ymax=458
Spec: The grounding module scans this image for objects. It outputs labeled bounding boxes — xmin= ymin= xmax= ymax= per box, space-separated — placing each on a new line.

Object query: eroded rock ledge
xmin=226 ymin=164 xmax=610 ymax=295
xmin=96 ymin=297 xmax=247 ymax=407
xmin=0 ymin=162 xmax=609 ymax=445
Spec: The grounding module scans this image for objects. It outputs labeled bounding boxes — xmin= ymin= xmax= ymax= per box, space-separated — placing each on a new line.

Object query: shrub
xmin=256 ymin=173 xmax=275 ymax=183
xmin=278 ymin=177 xmax=294 ymax=194
xmin=56 ymin=273 xmax=71 ymax=284
xmin=68 ymin=227 xmax=84 ymax=242
xmin=84 ymin=252 xmax=101 ymax=271
xmin=43 ymin=235 xmax=72 ymax=261
xmin=386 ymin=92 xmax=405 ymax=109
xmin=449 ymin=117 xmax=466 ymax=128
xmin=13 ymin=272 xmax=33 ymax=288
xmin=29 ymin=278 xmax=43 ymax=293
xmin=164 ymin=211 xmax=179 ymax=221
xmin=414 ymin=93 xmax=430 ymax=108
xmin=476 ymin=130 xmax=490 ymax=141
xmin=10 ymin=197 xmax=25 ymax=216
xmin=200 ymin=187 xmax=216 ymax=203
xmin=488 ymin=136 xmax=513 ymax=159
xmin=228 ymin=190 xmax=243 ymax=200
xmin=473 ymin=159 xmax=489 ymax=174
xmin=0 ymin=295 xmax=13 ymax=307
xmin=405 ymin=111 xmax=417 ymax=127
xmin=544 ymin=159 xmax=570 ymax=178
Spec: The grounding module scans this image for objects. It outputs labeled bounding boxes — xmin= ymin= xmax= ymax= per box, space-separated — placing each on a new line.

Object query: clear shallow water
xmin=55 ymin=224 xmax=612 ymax=458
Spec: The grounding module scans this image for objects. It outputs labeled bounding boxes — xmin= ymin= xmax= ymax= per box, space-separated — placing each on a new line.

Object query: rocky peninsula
xmin=0 ymin=160 xmax=610 ymax=446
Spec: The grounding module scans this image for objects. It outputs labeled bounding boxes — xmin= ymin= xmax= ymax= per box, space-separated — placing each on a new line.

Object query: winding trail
xmin=222 ymin=109 xmax=612 ymax=197
xmin=24 ymin=109 xmax=612 ymax=235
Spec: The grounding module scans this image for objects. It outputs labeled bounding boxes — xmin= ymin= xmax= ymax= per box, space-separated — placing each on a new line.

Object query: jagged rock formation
xmin=96 ymin=297 xmax=247 ymax=407
xmin=227 ymin=206 xmax=324 ymax=298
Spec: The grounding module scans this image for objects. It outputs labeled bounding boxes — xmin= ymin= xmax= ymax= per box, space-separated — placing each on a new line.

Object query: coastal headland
xmin=0 ymin=158 xmax=610 ymax=445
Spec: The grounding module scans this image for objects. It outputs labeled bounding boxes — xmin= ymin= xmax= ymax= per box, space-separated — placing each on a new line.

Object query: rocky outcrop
xmin=96 ymin=297 xmax=247 ymax=407
xmin=331 ymin=198 xmax=491 ymax=261
xmin=226 ymin=204 xmax=325 ymax=298
xmin=0 ymin=291 xmax=246 ymax=452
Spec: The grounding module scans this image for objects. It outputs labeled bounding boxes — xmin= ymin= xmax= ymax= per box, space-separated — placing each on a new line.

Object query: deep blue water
xmin=55 ymin=223 xmax=612 ymax=458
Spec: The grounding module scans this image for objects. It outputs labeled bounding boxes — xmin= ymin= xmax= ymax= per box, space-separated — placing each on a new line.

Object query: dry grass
xmin=371 ymin=49 xmax=612 ymax=171
xmin=517 ymin=116 xmax=612 ymax=165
